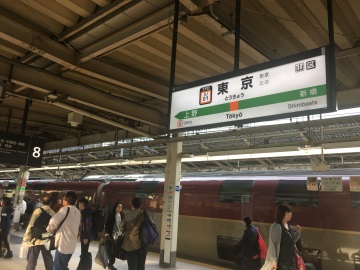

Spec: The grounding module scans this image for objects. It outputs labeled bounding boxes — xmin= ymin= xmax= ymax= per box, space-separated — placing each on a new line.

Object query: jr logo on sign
xmin=295 ymin=63 xmax=304 ymax=72
xmin=306 ymin=60 xmax=316 ymax=70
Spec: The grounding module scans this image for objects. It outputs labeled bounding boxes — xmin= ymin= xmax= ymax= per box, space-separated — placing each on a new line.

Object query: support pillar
xmin=159 ymin=133 xmax=182 ymax=267
xmin=12 ymin=165 xmax=29 ymax=230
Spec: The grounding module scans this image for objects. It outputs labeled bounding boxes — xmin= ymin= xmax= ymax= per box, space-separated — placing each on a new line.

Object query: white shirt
xmin=46 ymin=205 xmax=81 ymax=254
xmin=113 ymin=213 xmax=122 ymax=239
xmin=22 ymin=200 xmax=27 ymax=215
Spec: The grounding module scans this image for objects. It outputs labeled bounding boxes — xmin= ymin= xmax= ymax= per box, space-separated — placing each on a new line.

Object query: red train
xmin=1 ymin=170 xmax=360 ymax=270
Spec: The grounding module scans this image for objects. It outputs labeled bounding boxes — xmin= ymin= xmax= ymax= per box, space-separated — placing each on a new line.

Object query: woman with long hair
xmin=261 ymin=204 xmax=301 ymax=270
xmin=105 ymin=201 xmax=125 ymax=270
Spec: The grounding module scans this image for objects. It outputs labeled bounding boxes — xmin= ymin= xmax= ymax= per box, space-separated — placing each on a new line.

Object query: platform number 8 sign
xmin=32 ymin=146 xmax=41 ymax=158
xmin=27 ymin=137 xmax=45 ymax=167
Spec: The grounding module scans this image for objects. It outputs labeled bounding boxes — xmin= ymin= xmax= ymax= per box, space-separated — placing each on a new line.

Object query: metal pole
xmin=21 ymin=98 xmax=32 ymax=135
xmin=234 ymin=0 xmax=241 ymax=70
xmin=6 ymin=109 xmax=11 ymax=132
xmin=166 ymin=0 xmax=180 ymax=132
xmin=327 ymin=0 xmax=336 ymax=110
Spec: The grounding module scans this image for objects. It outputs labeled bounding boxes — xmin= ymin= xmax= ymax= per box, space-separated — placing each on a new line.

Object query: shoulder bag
xmin=256 ymin=227 xmax=268 ymax=259
xmin=295 ymin=246 xmax=306 ymax=270
xmin=42 ymin=207 xmax=70 ymax=250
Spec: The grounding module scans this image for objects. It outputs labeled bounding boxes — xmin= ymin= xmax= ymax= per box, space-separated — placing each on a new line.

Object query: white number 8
xmin=32 ymin=147 xmax=41 ymax=158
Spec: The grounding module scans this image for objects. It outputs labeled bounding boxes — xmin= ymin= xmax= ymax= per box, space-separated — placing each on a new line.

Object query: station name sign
xmin=169 ymin=47 xmax=335 ymax=131
xmin=0 ymin=131 xmax=45 ymax=167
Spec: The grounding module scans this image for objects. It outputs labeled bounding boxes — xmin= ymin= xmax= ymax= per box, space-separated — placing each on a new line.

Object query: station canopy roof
xmin=0 ymin=0 xmax=360 ymax=178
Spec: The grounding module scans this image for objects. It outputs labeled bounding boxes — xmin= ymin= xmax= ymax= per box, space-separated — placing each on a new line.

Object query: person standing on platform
xmin=51 ymin=197 xmax=63 ymax=213
xmin=23 ymin=196 xmax=55 ymax=270
xmin=0 ymin=197 xmax=14 ymax=258
xmin=47 ymin=191 xmax=81 ymax=270
xmin=19 ymin=198 xmax=28 ymax=229
xmin=235 ymin=216 xmax=261 ymax=270
xmin=22 ymin=197 xmax=35 ymax=228
xmin=121 ymin=197 xmax=153 ymax=270
xmin=34 ymin=199 xmax=42 ymax=210
xmin=104 ymin=201 xmax=125 ymax=270
xmin=77 ymin=198 xmax=93 ymax=268
xmin=261 ymin=204 xmax=301 ymax=270
xmin=22 ymin=198 xmax=27 ymax=215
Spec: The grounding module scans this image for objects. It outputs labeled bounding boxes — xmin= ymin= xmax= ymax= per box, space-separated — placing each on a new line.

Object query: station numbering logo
xmin=199 ymin=86 xmax=212 ymax=105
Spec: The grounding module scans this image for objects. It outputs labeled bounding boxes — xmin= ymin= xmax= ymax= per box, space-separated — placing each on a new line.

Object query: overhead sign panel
xmin=169 ymin=47 xmax=335 ymax=132
xmin=0 ymin=131 xmax=45 ymax=167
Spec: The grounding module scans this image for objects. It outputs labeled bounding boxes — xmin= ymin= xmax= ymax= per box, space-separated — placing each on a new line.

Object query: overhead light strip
xmin=1 ymin=145 xmax=360 ymax=173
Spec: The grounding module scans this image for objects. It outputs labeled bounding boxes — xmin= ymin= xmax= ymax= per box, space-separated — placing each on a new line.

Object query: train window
xmin=276 ymin=180 xmax=319 ymax=207
xmin=351 ymin=192 xmax=360 ymax=208
xmin=32 ymin=190 xmax=42 ymax=195
xmin=217 ymin=235 xmax=240 ymax=261
xmin=218 ymin=180 xmax=254 ymax=203
xmin=135 ymin=181 xmax=159 ymax=199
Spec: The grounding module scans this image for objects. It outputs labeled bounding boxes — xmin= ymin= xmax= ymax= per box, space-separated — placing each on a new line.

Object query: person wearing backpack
xmin=23 ymin=195 xmax=55 ymax=270
xmin=120 ymin=197 xmax=154 ymax=270
xmin=47 ymin=191 xmax=81 ymax=270
xmin=235 ymin=216 xmax=261 ymax=270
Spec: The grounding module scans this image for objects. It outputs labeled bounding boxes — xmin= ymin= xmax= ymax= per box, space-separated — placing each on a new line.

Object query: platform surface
xmin=0 ymin=231 xmax=231 ymax=270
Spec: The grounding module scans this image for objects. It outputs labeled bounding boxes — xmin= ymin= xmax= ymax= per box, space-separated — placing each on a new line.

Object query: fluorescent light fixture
xmin=324 ymin=147 xmax=360 ymax=154
xmin=0 ymin=169 xmax=19 ymax=173
xmin=182 ymin=155 xmax=208 ymax=162
xmin=134 ymin=156 xmax=167 ymax=162
xmin=207 ymin=146 xmax=299 ymax=156
xmin=297 ymin=147 xmax=322 ymax=155
xmin=322 ymin=141 xmax=360 ymax=149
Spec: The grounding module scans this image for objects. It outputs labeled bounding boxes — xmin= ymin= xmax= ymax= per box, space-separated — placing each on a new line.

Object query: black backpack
xmin=31 ymin=208 xmax=52 ymax=239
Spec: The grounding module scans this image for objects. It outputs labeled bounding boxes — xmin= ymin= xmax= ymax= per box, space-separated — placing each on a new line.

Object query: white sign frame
xmin=169 ymin=47 xmax=335 ymax=132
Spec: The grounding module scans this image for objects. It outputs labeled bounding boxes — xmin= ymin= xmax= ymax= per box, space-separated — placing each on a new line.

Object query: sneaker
xmin=108 ymin=265 xmax=117 ymax=270
xmin=4 ymin=251 xmax=13 ymax=258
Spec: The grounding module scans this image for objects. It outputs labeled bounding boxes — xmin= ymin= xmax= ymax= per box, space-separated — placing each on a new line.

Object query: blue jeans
xmin=54 ymin=249 xmax=72 ymax=270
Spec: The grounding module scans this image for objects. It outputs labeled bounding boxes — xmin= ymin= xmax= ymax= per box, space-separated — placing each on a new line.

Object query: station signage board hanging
xmin=307 ymin=177 xmax=318 ymax=191
xmin=0 ymin=131 xmax=45 ymax=167
xmin=350 ymin=176 xmax=360 ymax=192
xmin=169 ymin=47 xmax=335 ymax=132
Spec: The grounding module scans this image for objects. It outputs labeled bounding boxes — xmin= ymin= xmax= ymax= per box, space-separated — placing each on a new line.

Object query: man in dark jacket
xmin=78 ymin=198 xmax=93 ymax=256
xmin=235 ymin=216 xmax=260 ymax=270
xmin=0 ymin=197 xmax=14 ymax=258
